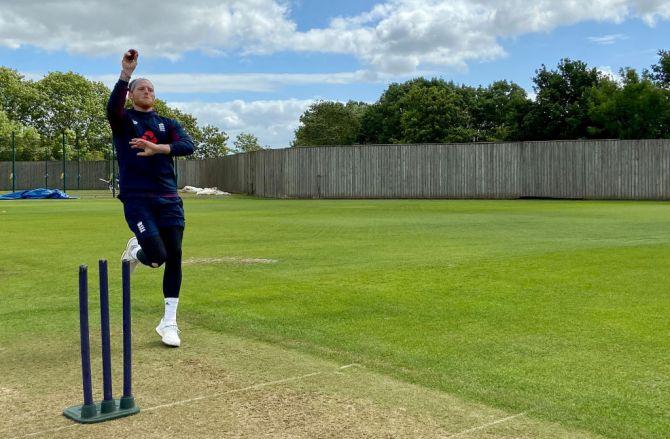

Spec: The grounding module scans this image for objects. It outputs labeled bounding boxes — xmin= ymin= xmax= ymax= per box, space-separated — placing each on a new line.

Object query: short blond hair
xmin=129 ymin=78 xmax=152 ymax=91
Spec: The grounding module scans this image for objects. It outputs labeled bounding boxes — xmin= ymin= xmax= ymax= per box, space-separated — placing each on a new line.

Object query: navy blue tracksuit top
xmin=106 ymin=79 xmax=194 ymax=199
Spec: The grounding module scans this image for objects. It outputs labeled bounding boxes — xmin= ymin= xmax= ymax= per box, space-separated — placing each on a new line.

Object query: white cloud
xmin=0 ymin=0 xmax=297 ymax=60
xmin=588 ymin=34 xmax=628 ymax=44
xmin=86 ymin=71 xmax=387 ymax=93
xmin=22 ymin=68 xmax=425 ymax=94
xmin=597 ymin=66 xmax=626 ymax=84
xmin=287 ymin=1 xmax=507 ymax=73
xmin=633 ymin=0 xmax=670 ymax=24
xmin=172 ymin=99 xmax=315 ymax=148
xmin=1 ymin=0 xmax=669 ymax=74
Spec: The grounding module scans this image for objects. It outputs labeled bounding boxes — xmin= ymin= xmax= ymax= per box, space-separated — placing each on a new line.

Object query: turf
xmin=1 ymin=193 xmax=669 ymax=438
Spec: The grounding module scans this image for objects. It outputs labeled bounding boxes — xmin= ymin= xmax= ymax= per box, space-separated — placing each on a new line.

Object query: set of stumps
xmin=63 ymin=260 xmax=140 ymax=423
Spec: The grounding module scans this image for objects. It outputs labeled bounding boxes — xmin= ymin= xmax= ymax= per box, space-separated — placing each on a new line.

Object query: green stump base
xmin=63 ymin=398 xmax=139 ymax=424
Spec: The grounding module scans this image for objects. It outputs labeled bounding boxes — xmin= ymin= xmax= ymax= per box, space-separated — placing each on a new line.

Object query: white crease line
xmin=12 ymin=370 xmax=326 ymax=439
xmin=143 ymin=371 xmax=323 ymax=412
xmin=12 ymin=363 xmax=360 ymax=439
xmin=11 ymin=424 xmax=79 ymax=439
xmin=338 ymin=363 xmax=361 ymax=370
xmin=446 ymin=412 xmax=526 ymax=438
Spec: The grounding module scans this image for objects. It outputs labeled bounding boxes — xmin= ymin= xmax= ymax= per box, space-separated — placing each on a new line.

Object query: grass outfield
xmin=1 ymin=193 xmax=669 ymax=438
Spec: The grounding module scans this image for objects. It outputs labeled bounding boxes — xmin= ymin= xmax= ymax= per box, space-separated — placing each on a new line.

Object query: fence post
xmin=43 ymin=138 xmax=48 ymax=188
xmin=11 ymin=131 xmax=16 ymax=192
xmin=111 ymin=139 xmax=116 ymax=199
xmin=62 ymin=132 xmax=66 ymax=193
xmin=76 ymin=135 xmax=80 ymax=190
xmin=107 ymin=146 xmax=111 ymax=187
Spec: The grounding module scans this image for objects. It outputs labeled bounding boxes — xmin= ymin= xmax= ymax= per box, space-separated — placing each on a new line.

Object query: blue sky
xmin=0 ymin=0 xmax=668 ymax=147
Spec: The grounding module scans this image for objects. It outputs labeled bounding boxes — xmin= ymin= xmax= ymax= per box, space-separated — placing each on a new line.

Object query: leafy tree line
xmin=293 ymin=50 xmax=670 ymax=146
xmin=0 ymin=68 xmax=243 ymax=161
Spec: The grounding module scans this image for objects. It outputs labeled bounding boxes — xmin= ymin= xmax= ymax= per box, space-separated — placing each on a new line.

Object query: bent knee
xmin=145 ymin=249 xmax=167 ymax=267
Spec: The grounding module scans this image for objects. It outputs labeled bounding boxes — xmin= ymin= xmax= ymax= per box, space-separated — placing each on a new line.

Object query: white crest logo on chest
xmin=132 ymin=120 xmax=138 ymax=125
xmin=158 ymin=123 xmax=166 ymax=132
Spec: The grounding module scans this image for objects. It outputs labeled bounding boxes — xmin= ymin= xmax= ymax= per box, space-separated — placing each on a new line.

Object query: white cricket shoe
xmin=156 ymin=319 xmax=181 ymax=347
xmin=121 ymin=237 xmax=141 ymax=273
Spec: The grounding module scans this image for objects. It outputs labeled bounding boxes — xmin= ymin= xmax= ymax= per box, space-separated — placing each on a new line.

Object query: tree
xmin=471 ymin=81 xmax=531 ymax=141
xmin=293 ymin=101 xmax=367 ymax=146
xmin=0 ymin=67 xmax=43 ymax=127
xmin=648 ymin=49 xmax=670 ymax=89
xmin=0 ymin=109 xmax=41 ymax=161
xmin=399 ymin=81 xmax=474 ymax=143
xmin=33 ymin=72 xmax=111 ymax=159
xmin=234 ymin=132 xmax=264 ymax=152
xmin=359 ymin=79 xmax=427 ymax=144
xmin=360 ymin=78 xmax=493 ymax=144
xmin=589 ymin=68 xmax=670 ymax=139
xmin=522 ymin=59 xmax=602 ymax=140
xmin=193 ymin=125 xmax=230 ymax=158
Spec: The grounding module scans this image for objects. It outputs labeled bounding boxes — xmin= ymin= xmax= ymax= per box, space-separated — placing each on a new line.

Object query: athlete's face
xmin=129 ymin=80 xmax=155 ymax=110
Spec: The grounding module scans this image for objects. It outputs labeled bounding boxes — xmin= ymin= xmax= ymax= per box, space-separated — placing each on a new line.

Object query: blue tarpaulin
xmin=0 ymin=188 xmax=76 ymax=200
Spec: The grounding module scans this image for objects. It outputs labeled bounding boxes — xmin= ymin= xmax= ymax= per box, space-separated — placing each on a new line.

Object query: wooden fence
xmin=2 ymin=140 xmax=670 ymax=199
xmin=0 ymin=159 xmax=200 ymax=192
xmin=199 ymin=139 xmax=670 ymax=200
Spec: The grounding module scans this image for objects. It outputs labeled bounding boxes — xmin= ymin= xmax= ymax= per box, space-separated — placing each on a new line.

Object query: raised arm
xmin=106 ymin=49 xmax=138 ymax=128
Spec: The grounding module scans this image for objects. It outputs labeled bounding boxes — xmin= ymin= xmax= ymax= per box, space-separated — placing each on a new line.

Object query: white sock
xmin=163 ymin=298 xmax=179 ymax=324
